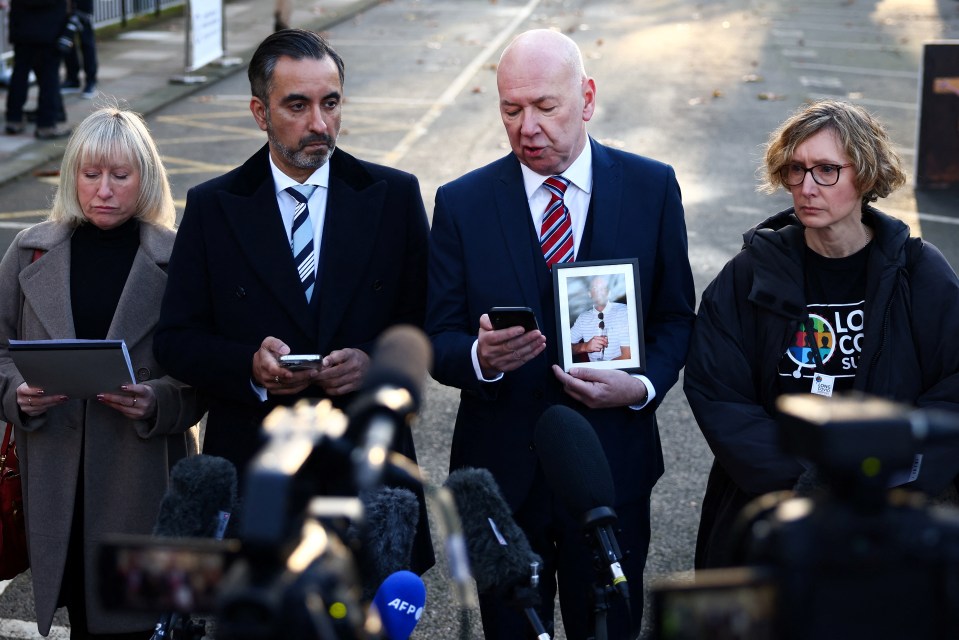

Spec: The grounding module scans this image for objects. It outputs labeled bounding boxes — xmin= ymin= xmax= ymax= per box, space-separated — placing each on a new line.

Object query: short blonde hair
xmin=50 ymin=106 xmax=175 ymax=229
xmin=761 ymin=99 xmax=906 ymax=204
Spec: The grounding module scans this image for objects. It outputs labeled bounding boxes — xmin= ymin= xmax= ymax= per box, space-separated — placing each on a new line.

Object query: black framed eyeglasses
xmin=779 ymin=163 xmax=852 ymax=187
xmin=598 ymin=312 xmax=605 ymax=332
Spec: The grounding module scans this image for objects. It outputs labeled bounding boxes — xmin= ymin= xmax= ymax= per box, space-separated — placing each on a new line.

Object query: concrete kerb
xmin=0 ymin=0 xmax=385 ymax=189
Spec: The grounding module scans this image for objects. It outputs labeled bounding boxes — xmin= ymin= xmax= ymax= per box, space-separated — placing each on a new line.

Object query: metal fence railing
xmin=0 ymin=0 xmax=188 ymax=82
xmin=90 ymin=0 xmax=185 ymax=28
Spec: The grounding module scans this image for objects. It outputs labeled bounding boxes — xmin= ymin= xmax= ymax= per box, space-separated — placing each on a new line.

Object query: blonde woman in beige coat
xmin=0 ymin=107 xmax=204 ymax=639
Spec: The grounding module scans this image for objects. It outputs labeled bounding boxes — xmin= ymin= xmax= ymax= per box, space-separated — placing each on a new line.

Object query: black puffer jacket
xmin=685 ymin=205 xmax=959 ymax=567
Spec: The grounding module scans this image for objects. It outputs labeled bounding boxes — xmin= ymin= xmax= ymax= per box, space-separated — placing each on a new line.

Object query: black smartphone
xmin=279 ymin=354 xmax=323 ymax=371
xmin=489 ymin=306 xmax=539 ymax=332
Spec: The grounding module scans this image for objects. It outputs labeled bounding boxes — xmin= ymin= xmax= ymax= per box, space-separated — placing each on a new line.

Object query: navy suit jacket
xmin=427 ymin=139 xmax=695 ymax=510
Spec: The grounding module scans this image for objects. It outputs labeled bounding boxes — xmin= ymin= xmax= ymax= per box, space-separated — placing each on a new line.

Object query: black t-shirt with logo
xmin=777 ymin=243 xmax=870 ymax=395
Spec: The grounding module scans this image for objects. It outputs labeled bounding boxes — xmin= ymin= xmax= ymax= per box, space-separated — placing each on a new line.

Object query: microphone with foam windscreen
xmin=153 ymin=454 xmax=237 ymax=539
xmin=347 ymin=325 xmax=432 ymax=492
xmin=534 ymin=405 xmax=630 ymax=603
xmin=150 ymin=454 xmax=237 ymax=640
xmin=444 ymin=467 xmax=551 ymax=640
xmin=348 ymin=486 xmax=420 ymax=602
xmin=371 ymin=570 xmax=426 ymax=640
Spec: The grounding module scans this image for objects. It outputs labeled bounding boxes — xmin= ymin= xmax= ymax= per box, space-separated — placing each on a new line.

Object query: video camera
xmin=97 ymin=326 xmax=431 ymax=640
xmin=651 ymin=393 xmax=959 ymax=640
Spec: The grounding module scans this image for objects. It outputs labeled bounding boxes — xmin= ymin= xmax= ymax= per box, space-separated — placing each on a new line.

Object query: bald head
xmin=496 ymin=29 xmax=595 ymax=176
xmin=498 ymin=29 xmax=586 ymax=85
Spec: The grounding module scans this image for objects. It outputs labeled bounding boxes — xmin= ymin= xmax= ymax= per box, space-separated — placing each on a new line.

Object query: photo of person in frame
xmin=569 ymin=273 xmax=632 ymax=362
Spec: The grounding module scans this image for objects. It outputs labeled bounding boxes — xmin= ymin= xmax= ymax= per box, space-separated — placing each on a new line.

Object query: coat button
xmin=136 ymin=368 xmax=150 ymax=382
xmin=528 ymin=442 xmax=536 ymax=452
xmin=372 ymin=280 xmax=383 ymax=291
xmin=235 ymin=286 xmax=246 ymax=299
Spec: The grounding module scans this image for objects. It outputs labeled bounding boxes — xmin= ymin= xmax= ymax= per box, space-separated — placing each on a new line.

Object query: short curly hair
xmin=760 ymin=99 xmax=906 ymax=204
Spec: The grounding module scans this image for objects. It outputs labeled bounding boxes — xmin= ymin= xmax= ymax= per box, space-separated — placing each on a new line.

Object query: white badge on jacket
xmin=810 ymin=373 xmax=835 ymax=397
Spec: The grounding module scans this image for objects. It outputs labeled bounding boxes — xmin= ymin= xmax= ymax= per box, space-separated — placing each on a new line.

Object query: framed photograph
xmin=553 ymin=259 xmax=644 ymax=373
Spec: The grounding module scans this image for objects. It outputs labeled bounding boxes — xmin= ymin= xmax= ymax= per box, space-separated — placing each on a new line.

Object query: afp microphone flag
xmin=371 ymin=570 xmax=426 ymax=640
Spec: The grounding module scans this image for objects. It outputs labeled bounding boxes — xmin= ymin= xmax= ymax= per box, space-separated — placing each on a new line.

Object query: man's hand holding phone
xmin=477 ymin=307 xmax=546 ymax=377
xmin=253 ymin=337 xmax=318 ymax=395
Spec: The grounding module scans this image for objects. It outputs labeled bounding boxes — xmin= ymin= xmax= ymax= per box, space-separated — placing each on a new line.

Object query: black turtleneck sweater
xmin=70 ymin=218 xmax=140 ymax=339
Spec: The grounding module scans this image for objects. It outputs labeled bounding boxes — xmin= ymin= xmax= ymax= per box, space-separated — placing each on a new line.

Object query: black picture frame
xmin=552 ymin=259 xmax=645 ymax=373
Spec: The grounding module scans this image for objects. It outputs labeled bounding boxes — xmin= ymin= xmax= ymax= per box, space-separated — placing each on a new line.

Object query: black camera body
xmin=57 ymin=13 xmax=83 ymax=54
xmin=99 ymin=326 xmax=432 ymax=639
xmin=97 ymin=401 xmax=384 ymax=640
xmin=737 ymin=491 xmax=959 ymax=639
xmin=652 ymin=394 xmax=959 ymax=640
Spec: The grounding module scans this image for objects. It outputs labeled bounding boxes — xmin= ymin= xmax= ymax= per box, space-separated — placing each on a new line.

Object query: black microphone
xmin=444 ymin=467 xmax=550 ymax=640
xmin=348 ymin=486 xmax=420 ymax=602
xmin=533 ymin=405 xmax=629 ymax=602
xmin=153 ymin=454 xmax=237 ymax=539
xmin=151 ymin=455 xmax=237 ymax=640
xmin=347 ymin=325 xmax=432 ymax=491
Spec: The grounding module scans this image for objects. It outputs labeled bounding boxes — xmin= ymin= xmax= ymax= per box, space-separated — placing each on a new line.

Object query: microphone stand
xmin=513 ymin=561 xmax=550 ymax=640
xmin=582 ymin=507 xmax=632 ymax=640
xmin=589 ymin=583 xmax=611 ymax=640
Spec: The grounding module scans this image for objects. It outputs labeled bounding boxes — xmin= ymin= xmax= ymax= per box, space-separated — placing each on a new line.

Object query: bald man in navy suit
xmin=427 ymin=29 xmax=695 ymax=639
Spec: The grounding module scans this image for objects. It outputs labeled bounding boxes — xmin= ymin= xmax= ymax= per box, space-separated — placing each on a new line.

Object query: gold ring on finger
xmin=28 ymin=397 xmax=32 ymax=405
xmin=274 ymin=375 xmax=280 ymax=383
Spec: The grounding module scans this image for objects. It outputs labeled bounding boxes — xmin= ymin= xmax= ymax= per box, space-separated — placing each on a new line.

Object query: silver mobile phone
xmin=279 ymin=354 xmax=323 ymax=371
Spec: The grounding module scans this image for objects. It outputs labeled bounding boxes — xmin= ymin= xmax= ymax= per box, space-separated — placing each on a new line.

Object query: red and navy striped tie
xmin=540 ymin=175 xmax=574 ymax=268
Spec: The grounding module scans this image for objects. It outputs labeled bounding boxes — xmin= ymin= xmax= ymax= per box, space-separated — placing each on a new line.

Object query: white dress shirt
xmin=269 ymin=153 xmax=331 ymax=276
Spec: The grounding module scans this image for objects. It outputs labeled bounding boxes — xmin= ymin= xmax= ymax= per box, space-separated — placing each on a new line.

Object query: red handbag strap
xmin=1 ymin=422 xmax=12 ymax=463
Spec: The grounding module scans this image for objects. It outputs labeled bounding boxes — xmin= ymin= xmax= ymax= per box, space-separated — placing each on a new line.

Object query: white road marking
xmin=383 ymin=0 xmax=542 ymax=165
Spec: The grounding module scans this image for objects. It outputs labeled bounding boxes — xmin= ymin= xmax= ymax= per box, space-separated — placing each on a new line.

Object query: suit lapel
xmin=584 ymin=139 xmax=624 ymax=259
xmin=493 ymin=158 xmax=544 ymax=315
xmin=19 ymin=224 xmax=75 ymax=339
xmin=315 ymin=169 xmax=387 ymax=354
xmin=218 ymin=170 xmax=317 ymax=339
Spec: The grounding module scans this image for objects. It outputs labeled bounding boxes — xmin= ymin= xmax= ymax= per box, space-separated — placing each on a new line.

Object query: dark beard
xmin=266 ymin=120 xmax=335 ymax=171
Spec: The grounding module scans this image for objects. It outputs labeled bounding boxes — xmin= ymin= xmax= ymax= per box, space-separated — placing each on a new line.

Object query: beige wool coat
xmin=0 ymin=220 xmax=205 ymax=635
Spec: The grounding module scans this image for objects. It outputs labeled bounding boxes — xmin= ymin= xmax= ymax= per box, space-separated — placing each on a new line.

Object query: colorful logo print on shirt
xmin=785 ymin=313 xmax=835 ymax=370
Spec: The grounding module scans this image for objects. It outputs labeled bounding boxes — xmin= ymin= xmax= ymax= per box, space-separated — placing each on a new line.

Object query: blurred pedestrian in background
xmin=274 ymin=0 xmax=291 ymax=30
xmin=0 ymin=106 xmax=204 ymax=638
xmin=1 ymin=0 xmax=72 ymax=139
xmin=60 ymin=0 xmax=98 ymax=99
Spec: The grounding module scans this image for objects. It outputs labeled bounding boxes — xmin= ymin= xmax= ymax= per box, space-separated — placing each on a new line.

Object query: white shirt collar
xmin=519 ymin=139 xmax=593 ymax=198
xmin=269 ymin=152 xmax=331 ymax=195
